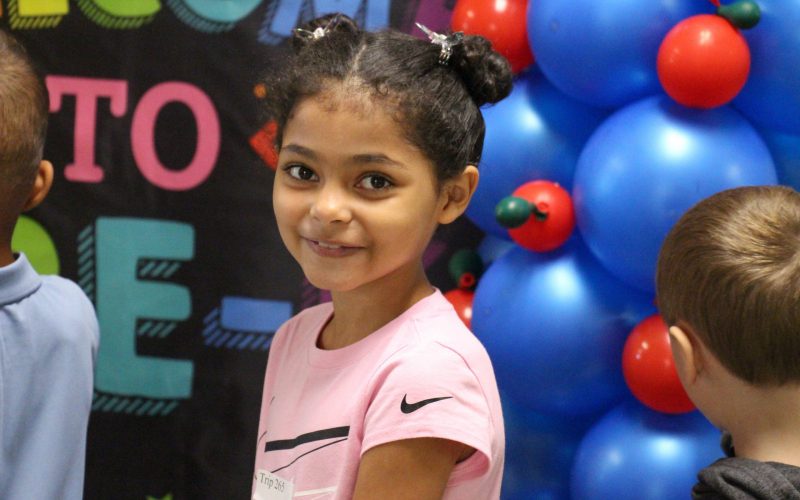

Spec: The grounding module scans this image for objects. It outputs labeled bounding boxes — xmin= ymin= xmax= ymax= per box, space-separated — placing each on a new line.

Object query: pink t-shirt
xmin=252 ymin=289 xmax=504 ymax=499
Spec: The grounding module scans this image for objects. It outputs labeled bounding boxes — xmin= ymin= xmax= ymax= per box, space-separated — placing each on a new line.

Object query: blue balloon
xmin=468 ymin=69 xmax=607 ymax=239
xmin=759 ymin=128 xmax=800 ymax=191
xmin=477 ymin=234 xmax=515 ymax=267
xmin=571 ymin=402 xmax=723 ymax=500
xmin=573 ymin=96 xmax=777 ymax=292
xmin=528 ymin=0 xmax=707 ymax=108
xmin=472 ymin=239 xmax=655 ymax=417
xmin=734 ymin=0 xmax=800 ymax=134
xmin=502 ymin=396 xmax=595 ymax=500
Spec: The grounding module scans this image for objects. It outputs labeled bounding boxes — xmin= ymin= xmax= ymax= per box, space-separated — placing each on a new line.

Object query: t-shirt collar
xmin=0 ymin=253 xmax=42 ymax=306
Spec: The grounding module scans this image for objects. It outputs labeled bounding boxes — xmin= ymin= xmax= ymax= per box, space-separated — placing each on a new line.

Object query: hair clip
xmin=294 ymin=14 xmax=344 ymax=41
xmin=416 ymin=23 xmax=463 ymax=65
xmin=294 ymin=26 xmax=327 ymax=40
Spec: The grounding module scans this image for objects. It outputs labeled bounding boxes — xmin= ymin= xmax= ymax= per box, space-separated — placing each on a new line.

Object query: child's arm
xmin=352 ymin=438 xmax=473 ymax=499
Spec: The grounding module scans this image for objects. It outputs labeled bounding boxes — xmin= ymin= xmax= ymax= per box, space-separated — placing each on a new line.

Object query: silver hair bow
xmin=294 ymin=15 xmax=344 ymax=41
xmin=416 ymin=22 xmax=464 ymax=65
xmin=294 ymin=26 xmax=327 ymax=40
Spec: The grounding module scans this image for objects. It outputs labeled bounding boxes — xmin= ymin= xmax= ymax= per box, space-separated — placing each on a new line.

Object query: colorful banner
xmin=3 ymin=1 xmax=481 ymax=498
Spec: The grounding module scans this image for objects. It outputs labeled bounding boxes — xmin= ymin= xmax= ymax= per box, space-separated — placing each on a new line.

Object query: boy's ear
xmin=22 ymin=160 xmax=54 ymax=212
xmin=669 ymin=325 xmax=704 ymax=385
xmin=437 ymin=165 xmax=479 ymax=225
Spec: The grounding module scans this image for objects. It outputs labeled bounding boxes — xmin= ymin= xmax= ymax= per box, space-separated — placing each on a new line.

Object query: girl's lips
xmin=304 ymin=238 xmax=362 ymax=257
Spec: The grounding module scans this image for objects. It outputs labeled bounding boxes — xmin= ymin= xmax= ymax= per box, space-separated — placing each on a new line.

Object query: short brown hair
xmin=0 ymin=29 xmax=48 ymax=204
xmin=656 ymin=186 xmax=800 ymax=385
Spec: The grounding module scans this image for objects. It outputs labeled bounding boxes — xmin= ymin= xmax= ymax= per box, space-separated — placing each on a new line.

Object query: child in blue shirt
xmin=0 ymin=29 xmax=99 ymax=500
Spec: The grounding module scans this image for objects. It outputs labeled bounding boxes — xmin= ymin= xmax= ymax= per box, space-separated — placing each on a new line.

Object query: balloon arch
xmin=443 ymin=0 xmax=798 ymax=497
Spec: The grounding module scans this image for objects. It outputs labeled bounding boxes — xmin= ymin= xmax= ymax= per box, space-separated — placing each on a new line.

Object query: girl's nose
xmin=309 ymin=185 xmax=352 ymax=224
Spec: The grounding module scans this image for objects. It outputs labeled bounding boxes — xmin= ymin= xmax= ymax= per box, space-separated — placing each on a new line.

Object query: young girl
xmin=253 ymin=13 xmax=513 ymax=500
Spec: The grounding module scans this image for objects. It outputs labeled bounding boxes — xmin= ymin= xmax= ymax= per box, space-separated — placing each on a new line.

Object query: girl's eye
xmin=285 ymin=165 xmax=318 ymax=181
xmin=357 ymin=174 xmax=393 ymax=191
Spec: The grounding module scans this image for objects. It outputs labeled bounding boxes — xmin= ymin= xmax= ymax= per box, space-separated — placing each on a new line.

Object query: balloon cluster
xmin=443 ymin=249 xmax=484 ymax=329
xmin=450 ymin=0 xmax=797 ymax=497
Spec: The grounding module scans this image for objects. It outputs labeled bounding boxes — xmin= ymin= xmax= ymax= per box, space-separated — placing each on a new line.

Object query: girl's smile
xmin=303 ymin=237 xmax=364 ymax=258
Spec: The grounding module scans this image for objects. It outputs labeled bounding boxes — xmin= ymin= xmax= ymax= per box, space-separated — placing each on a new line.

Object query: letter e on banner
xmin=131 ymin=82 xmax=220 ymax=191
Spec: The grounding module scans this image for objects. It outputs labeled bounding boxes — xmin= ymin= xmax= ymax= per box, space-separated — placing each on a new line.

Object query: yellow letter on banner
xmin=8 ymin=0 xmax=69 ymax=29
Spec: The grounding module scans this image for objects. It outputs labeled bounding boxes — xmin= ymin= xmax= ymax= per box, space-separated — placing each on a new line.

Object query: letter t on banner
xmin=47 ymin=76 xmax=128 ymax=183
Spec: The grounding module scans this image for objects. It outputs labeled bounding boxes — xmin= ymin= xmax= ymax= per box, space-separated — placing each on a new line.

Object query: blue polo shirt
xmin=0 ymin=253 xmax=99 ymax=500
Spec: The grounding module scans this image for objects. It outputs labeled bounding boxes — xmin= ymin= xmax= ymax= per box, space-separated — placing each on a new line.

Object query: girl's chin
xmin=302 ymin=274 xmax=359 ymax=294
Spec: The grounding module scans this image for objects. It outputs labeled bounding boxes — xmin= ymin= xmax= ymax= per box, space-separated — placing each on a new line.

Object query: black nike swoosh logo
xmin=401 ymin=394 xmax=453 ymax=414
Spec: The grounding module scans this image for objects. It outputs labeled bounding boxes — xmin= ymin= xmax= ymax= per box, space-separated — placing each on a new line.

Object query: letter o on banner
xmin=131 ymin=82 xmax=221 ymax=191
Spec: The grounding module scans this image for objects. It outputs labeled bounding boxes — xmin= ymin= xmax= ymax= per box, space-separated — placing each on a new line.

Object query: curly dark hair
xmin=263 ymin=13 xmax=514 ymax=182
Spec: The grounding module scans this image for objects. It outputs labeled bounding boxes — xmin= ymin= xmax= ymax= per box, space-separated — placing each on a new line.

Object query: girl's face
xmin=273 ymin=93 xmax=449 ymax=293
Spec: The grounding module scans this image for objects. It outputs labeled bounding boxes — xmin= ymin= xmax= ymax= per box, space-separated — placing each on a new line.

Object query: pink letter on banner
xmin=46 ymin=76 xmax=128 ymax=183
xmin=131 ymin=82 xmax=220 ymax=191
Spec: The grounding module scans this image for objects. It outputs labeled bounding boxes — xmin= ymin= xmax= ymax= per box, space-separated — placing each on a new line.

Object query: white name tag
xmin=253 ymin=469 xmax=294 ymax=500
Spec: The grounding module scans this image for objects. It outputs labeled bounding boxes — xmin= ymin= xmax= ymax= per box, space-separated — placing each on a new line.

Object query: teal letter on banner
xmin=165 ymin=0 xmax=261 ymax=33
xmin=94 ymin=217 xmax=194 ymax=398
xmin=175 ymin=0 xmax=260 ymax=23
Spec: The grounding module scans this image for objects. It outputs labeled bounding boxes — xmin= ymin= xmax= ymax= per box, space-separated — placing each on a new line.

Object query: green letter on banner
xmin=76 ymin=0 xmax=160 ymax=29
xmin=11 ymin=215 xmax=60 ymax=275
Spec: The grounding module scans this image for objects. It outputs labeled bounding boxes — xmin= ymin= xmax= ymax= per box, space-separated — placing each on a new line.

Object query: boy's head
xmin=0 ymin=29 xmax=53 ymax=237
xmin=656 ymin=186 xmax=800 ymax=394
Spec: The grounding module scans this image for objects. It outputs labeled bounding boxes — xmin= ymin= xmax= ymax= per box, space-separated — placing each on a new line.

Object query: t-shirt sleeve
xmin=361 ymin=341 xmax=494 ymax=481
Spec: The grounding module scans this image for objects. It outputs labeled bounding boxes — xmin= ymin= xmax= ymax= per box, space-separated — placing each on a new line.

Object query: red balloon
xmin=508 ymin=180 xmax=575 ymax=252
xmin=658 ymin=14 xmax=750 ymax=109
xmin=451 ymin=0 xmax=535 ymax=73
xmin=444 ymin=288 xmax=474 ymax=329
xmin=622 ymin=315 xmax=695 ymax=414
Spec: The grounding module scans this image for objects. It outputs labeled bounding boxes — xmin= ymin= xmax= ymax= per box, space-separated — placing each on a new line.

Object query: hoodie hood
xmin=693 ymin=457 xmax=800 ymax=499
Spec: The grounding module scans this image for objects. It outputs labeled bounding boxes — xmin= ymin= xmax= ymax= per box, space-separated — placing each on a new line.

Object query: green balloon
xmin=11 ymin=216 xmax=60 ymax=275
xmin=448 ymin=249 xmax=484 ymax=287
xmin=717 ymin=0 xmax=761 ymax=30
xmin=495 ymin=196 xmax=531 ymax=228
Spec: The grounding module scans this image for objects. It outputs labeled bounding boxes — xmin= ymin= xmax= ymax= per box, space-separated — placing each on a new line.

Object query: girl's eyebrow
xmin=284 ymin=144 xmax=407 ymax=170
xmin=282 ymin=143 xmax=317 ymax=159
xmin=351 ymin=153 xmax=407 ymax=169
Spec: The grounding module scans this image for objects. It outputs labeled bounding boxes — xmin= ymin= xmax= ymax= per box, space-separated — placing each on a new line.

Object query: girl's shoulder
xmin=406 ymin=296 xmax=490 ymax=365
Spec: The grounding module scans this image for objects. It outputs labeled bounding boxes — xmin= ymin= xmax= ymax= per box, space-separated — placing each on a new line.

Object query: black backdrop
xmin=2 ymin=1 xmax=481 ymax=498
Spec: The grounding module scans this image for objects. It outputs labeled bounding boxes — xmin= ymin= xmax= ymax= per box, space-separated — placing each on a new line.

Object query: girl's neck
xmin=317 ymin=262 xmax=434 ymax=350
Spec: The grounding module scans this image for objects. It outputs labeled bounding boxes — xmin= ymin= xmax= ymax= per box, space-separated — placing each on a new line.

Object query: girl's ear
xmin=669 ymin=325 xmax=704 ymax=385
xmin=22 ymin=160 xmax=54 ymax=212
xmin=437 ymin=165 xmax=479 ymax=225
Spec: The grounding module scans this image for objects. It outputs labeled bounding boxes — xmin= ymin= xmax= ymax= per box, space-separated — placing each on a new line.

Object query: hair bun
xmin=452 ymin=34 xmax=513 ymax=106
xmin=291 ymin=13 xmax=361 ymax=51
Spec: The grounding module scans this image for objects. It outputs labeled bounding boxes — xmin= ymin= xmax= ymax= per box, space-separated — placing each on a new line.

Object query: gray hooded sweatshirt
xmin=693 ymin=433 xmax=800 ymax=499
